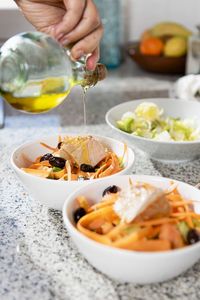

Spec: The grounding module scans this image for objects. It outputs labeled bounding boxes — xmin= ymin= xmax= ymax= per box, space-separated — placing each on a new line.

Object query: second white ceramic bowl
xmin=63 ymin=175 xmax=200 ymax=284
xmin=11 ymin=134 xmax=135 ymax=210
xmin=106 ymin=98 xmax=200 ymax=162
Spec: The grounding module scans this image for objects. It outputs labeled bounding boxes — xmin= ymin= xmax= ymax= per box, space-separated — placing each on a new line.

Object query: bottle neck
xmin=65 ymin=46 xmax=107 ymax=88
xmin=0 ymin=50 xmax=26 ymax=92
xmin=72 ymin=62 xmax=107 ymax=88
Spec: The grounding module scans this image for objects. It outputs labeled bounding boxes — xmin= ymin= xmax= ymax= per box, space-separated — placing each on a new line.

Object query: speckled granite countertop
xmin=1 ymin=60 xmax=200 ymax=300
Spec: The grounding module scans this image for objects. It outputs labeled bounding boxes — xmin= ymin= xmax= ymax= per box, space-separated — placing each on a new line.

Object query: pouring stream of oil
xmin=82 ymin=86 xmax=88 ymax=127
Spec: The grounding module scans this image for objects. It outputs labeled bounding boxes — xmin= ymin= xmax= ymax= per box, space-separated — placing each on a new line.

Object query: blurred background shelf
xmin=0 ymin=0 xmax=199 ymax=41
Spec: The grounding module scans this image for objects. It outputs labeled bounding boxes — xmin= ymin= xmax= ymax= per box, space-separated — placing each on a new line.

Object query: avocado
xmin=151 ymin=22 xmax=192 ymax=39
xmin=116 ymin=118 xmax=134 ymax=133
xmin=177 ymin=221 xmax=190 ymax=243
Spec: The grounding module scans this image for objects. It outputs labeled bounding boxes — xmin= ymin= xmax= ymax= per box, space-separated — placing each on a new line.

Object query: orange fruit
xmin=140 ymin=29 xmax=152 ymax=42
xmin=140 ymin=37 xmax=164 ymax=56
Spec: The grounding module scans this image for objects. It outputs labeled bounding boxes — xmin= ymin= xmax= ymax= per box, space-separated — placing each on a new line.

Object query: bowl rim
xmin=106 ymin=98 xmax=200 ymax=145
xmin=63 ymin=174 xmax=200 ymax=257
xmin=10 ymin=133 xmax=135 ymax=184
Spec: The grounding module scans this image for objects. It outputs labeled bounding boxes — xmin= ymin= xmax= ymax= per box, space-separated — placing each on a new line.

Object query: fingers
xmin=59 ymin=0 xmax=101 ymax=45
xmin=54 ymin=0 xmax=87 ymax=40
xmin=53 ymin=0 xmax=103 ymax=70
xmin=86 ymin=47 xmax=100 ymax=71
xmin=70 ymin=25 xmax=103 ymax=60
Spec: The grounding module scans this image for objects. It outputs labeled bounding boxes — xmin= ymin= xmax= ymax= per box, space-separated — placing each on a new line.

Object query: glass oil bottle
xmin=0 ymin=32 xmax=107 ymax=113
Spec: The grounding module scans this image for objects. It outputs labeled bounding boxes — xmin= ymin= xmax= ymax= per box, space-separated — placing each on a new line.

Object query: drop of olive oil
xmin=1 ymin=76 xmax=74 ymax=113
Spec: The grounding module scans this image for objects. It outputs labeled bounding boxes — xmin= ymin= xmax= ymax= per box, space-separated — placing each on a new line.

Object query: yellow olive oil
xmin=1 ymin=76 xmax=74 ymax=113
xmin=1 ymin=90 xmax=71 ymax=113
xmin=1 ymin=76 xmax=89 ymax=122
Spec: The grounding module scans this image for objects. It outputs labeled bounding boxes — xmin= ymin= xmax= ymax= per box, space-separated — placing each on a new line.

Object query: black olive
xmin=187 ymin=229 xmax=200 ymax=245
xmin=73 ymin=207 xmax=86 ymax=223
xmin=40 ymin=153 xmax=53 ymax=162
xmin=77 ymin=176 xmax=90 ymax=181
xmin=80 ymin=164 xmax=95 ymax=173
xmin=57 ymin=142 xmax=62 ymax=149
xmin=102 ymin=185 xmax=119 ymax=197
xmin=49 ymin=156 xmax=66 ymax=168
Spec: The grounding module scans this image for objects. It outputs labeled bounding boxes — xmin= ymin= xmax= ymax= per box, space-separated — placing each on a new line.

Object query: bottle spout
xmin=95 ymin=63 xmax=107 ymax=81
xmin=82 ymin=63 xmax=107 ymax=88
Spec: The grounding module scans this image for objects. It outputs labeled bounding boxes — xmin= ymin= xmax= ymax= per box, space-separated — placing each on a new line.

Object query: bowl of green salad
xmin=106 ymin=98 xmax=200 ymax=162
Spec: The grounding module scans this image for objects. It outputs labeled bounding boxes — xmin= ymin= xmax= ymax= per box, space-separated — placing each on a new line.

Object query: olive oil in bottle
xmin=0 ymin=77 xmax=74 ymax=113
xmin=1 ymin=90 xmax=70 ymax=113
xmin=0 ymin=32 xmax=107 ymax=114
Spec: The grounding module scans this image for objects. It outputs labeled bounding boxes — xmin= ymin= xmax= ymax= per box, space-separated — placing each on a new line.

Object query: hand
xmin=15 ymin=0 xmax=103 ymax=70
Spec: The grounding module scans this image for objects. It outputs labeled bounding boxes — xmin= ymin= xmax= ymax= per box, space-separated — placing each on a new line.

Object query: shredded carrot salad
xmin=74 ymin=181 xmax=200 ymax=251
xmin=21 ymin=135 xmax=127 ymax=181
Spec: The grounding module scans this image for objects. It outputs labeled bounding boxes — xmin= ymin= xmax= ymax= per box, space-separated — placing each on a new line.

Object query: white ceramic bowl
xmin=11 ymin=134 xmax=135 ymax=210
xmin=63 ymin=174 xmax=200 ymax=284
xmin=106 ymin=98 xmax=200 ymax=162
